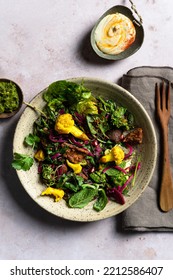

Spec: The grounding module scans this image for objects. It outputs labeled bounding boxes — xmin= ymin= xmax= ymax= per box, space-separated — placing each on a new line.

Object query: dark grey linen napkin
xmin=121 ymin=66 xmax=173 ymax=231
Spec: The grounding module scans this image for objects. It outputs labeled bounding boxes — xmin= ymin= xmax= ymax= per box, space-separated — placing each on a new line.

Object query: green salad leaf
xmin=76 ymin=99 xmax=98 ymax=115
xmin=68 ymin=188 xmax=98 ymax=209
xmin=93 ymin=189 xmax=108 ymax=212
xmin=12 ymin=153 xmax=34 ymax=171
xmin=105 ymin=168 xmax=128 ymax=187
xmin=98 ymin=96 xmax=134 ymax=130
xmin=90 ymin=171 xmax=107 ymax=183
xmin=24 ymin=133 xmax=40 ymax=149
xmin=43 ymin=80 xmax=91 ymax=108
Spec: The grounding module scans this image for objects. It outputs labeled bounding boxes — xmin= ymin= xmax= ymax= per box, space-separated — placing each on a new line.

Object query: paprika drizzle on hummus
xmin=94 ymin=13 xmax=136 ymax=55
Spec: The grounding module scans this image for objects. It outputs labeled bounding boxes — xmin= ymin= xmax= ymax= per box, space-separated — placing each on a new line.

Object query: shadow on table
xmin=76 ymin=27 xmax=120 ymax=66
xmin=1 ymin=118 xmax=90 ymax=229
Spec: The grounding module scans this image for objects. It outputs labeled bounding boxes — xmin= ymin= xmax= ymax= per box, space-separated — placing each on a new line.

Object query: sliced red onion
xmin=124 ymin=143 xmax=133 ymax=159
xmin=70 ymin=135 xmax=84 ymax=147
xmin=92 ymin=140 xmax=102 ymax=157
xmin=102 ymin=166 xmax=112 ymax=173
xmin=103 ymin=165 xmax=127 ymax=174
xmin=106 ymin=187 xmax=125 ymax=205
xmin=125 ymin=162 xmax=141 ymax=172
xmin=74 ymin=112 xmax=86 ymax=125
xmin=38 ymin=162 xmax=42 ymax=174
xmin=49 ymin=130 xmax=68 ymax=143
xmin=120 ymin=174 xmax=134 ymax=193
xmin=113 ymin=166 xmax=127 ymax=174
xmin=51 ymin=153 xmax=62 ymax=160
xmin=59 ymin=108 xmax=65 ymax=115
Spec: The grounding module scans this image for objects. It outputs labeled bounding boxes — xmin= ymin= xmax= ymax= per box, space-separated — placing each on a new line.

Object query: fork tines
xmin=155 ymin=81 xmax=171 ymax=113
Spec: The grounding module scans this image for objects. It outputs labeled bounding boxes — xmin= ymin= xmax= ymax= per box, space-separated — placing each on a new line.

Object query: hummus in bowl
xmin=91 ymin=5 xmax=144 ymax=60
xmin=95 ymin=13 xmax=136 ymax=55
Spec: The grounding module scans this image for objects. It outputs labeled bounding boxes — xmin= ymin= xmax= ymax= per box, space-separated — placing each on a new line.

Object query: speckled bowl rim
xmin=13 ymin=77 xmax=157 ymax=222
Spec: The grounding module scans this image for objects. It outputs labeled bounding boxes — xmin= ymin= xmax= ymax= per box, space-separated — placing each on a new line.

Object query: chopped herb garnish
xmin=0 ymin=81 xmax=19 ymax=113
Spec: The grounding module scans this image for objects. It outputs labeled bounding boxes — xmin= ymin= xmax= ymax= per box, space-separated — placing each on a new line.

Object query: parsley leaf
xmin=24 ymin=133 xmax=40 ymax=149
xmin=12 ymin=153 xmax=34 ymax=171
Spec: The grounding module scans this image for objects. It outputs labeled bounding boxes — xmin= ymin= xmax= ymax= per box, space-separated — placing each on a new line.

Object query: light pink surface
xmin=0 ymin=0 xmax=173 ymax=260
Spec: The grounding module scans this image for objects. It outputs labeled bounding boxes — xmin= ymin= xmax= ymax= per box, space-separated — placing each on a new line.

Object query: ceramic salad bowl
xmin=13 ymin=77 xmax=156 ymax=222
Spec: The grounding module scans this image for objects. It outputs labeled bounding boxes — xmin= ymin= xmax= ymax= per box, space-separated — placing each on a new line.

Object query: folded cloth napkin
xmin=120 ymin=66 xmax=173 ymax=231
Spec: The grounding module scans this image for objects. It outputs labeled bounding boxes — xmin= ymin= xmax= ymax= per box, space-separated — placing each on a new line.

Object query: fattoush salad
xmin=12 ymin=80 xmax=143 ymax=211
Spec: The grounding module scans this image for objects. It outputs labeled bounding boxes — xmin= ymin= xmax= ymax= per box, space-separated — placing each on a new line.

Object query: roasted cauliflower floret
xmin=34 ymin=149 xmax=45 ymax=161
xmin=41 ymin=187 xmax=64 ymax=202
xmin=66 ymin=159 xmax=82 ymax=174
xmin=55 ymin=113 xmax=89 ymax=141
xmin=100 ymin=145 xmax=125 ymax=165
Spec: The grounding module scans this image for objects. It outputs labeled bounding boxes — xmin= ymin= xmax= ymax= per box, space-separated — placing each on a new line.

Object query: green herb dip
xmin=0 ymin=81 xmax=19 ymax=113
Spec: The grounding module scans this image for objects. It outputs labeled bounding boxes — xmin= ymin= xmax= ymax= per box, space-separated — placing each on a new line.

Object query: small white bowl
xmin=13 ymin=77 xmax=157 ymax=222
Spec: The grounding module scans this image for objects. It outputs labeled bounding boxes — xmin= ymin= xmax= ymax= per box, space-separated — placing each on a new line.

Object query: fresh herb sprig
xmin=12 ymin=153 xmax=34 ymax=171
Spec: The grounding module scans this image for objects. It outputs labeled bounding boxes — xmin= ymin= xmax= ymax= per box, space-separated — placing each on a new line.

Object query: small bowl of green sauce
xmin=0 ymin=78 xmax=23 ymax=119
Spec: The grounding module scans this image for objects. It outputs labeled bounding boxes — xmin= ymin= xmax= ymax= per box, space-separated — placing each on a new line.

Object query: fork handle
xmin=160 ymin=125 xmax=173 ymax=212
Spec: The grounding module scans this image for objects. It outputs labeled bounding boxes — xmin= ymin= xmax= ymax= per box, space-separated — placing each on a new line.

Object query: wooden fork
xmin=155 ymin=81 xmax=173 ymax=212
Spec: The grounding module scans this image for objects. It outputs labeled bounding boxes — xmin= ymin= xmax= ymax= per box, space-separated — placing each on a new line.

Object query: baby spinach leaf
xmin=93 ymin=189 xmax=108 ymax=211
xmin=90 ymin=171 xmax=107 ymax=183
xmin=106 ymin=168 xmax=128 ymax=187
xmin=64 ymin=182 xmax=79 ymax=192
xmin=74 ymin=174 xmax=84 ymax=186
xmin=68 ymin=188 xmax=98 ymax=209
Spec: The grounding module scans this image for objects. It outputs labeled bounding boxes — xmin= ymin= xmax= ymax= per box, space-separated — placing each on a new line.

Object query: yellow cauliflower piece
xmin=100 ymin=145 xmax=125 ymax=165
xmin=34 ymin=149 xmax=45 ymax=161
xmin=66 ymin=159 xmax=82 ymax=174
xmin=55 ymin=113 xmax=89 ymax=141
xmin=41 ymin=187 xmax=64 ymax=202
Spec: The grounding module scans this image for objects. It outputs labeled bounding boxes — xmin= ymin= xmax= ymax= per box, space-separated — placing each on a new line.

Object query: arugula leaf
xmin=86 ymin=115 xmax=97 ymax=135
xmin=24 ymin=133 xmax=40 ymax=149
xmin=111 ymin=107 xmax=128 ymax=129
xmin=12 ymin=153 xmax=34 ymax=171
xmin=68 ymin=188 xmax=98 ymax=208
xmin=98 ymin=96 xmax=134 ymax=130
xmin=86 ymin=114 xmax=110 ymax=139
